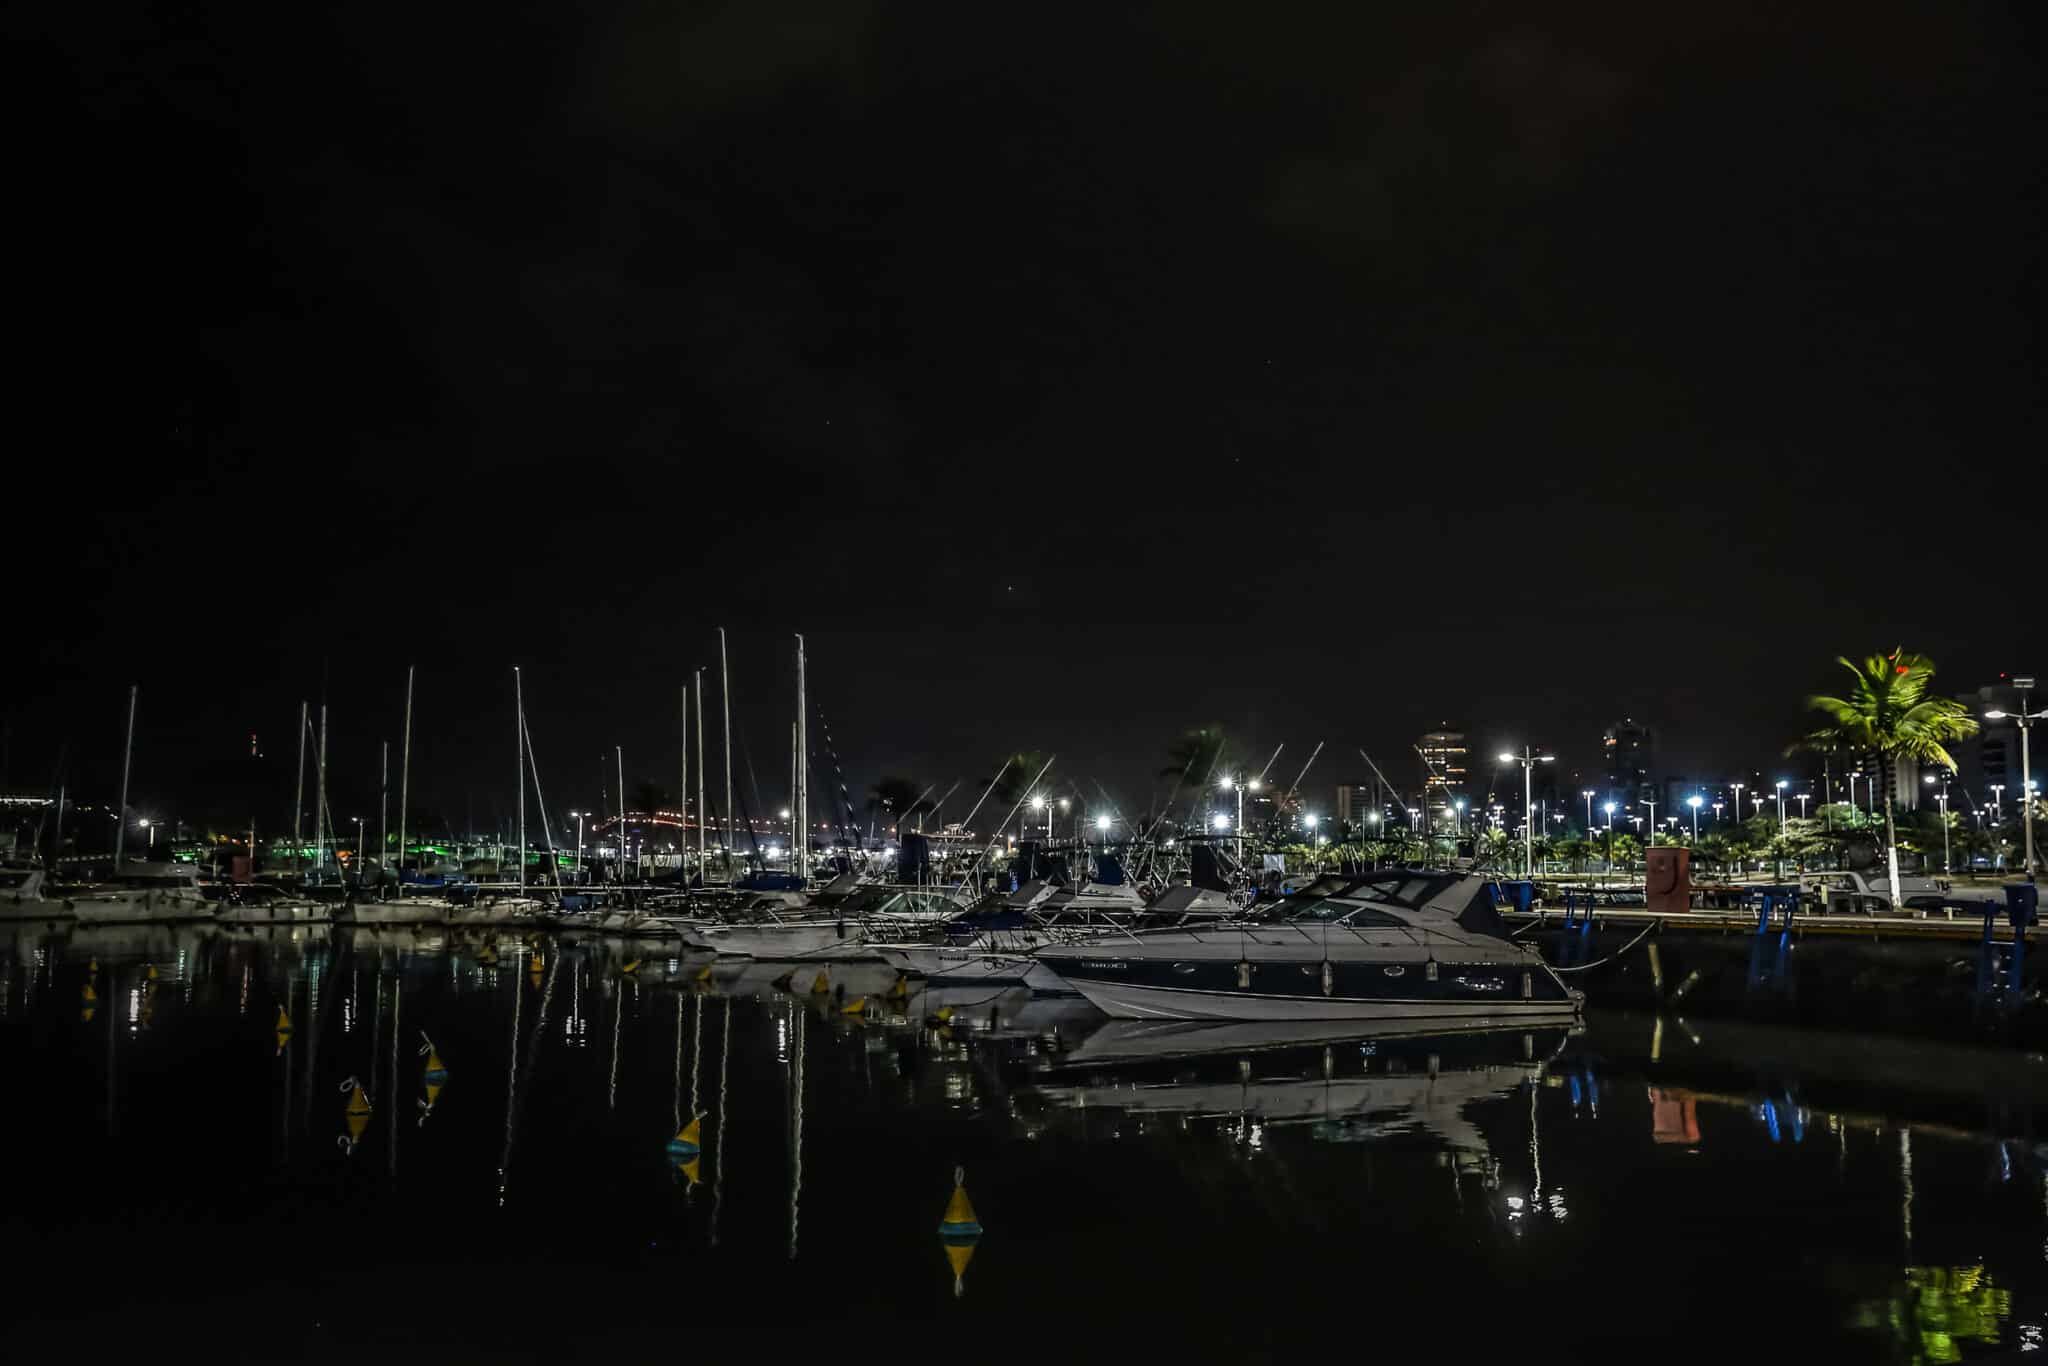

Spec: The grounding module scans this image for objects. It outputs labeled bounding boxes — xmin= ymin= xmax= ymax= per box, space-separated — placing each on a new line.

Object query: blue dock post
xmin=2006 ymin=884 xmax=2038 ymax=998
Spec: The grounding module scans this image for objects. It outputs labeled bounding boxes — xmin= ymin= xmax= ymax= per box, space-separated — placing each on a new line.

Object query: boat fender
xmin=1425 ymin=960 xmax=1438 ymax=982
xmin=1521 ymin=971 xmax=1532 ymax=1000
xmin=1321 ymin=961 xmax=1333 ymax=997
xmin=1236 ymin=960 xmax=1252 ymax=990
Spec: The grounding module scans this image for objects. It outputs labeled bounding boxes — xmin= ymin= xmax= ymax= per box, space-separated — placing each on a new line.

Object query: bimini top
xmin=1261 ymin=869 xmax=1502 ymax=937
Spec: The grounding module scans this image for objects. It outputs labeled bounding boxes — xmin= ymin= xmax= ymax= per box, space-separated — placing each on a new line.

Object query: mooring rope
xmin=1550 ymin=918 xmax=1663 ymax=974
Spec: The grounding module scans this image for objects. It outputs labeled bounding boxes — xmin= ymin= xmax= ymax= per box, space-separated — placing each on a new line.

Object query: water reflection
xmin=0 ymin=922 xmax=2044 ymax=1358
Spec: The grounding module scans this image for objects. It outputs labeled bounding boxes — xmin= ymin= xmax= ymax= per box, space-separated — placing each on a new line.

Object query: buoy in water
xmin=936 ymin=1167 xmax=984 ymax=1298
xmin=87 ymin=958 xmax=99 ymax=978
xmin=887 ymin=974 xmax=911 ymax=1002
xmin=275 ymin=1005 xmax=295 ymax=1054
xmin=144 ymin=964 xmax=158 ymax=982
xmin=478 ymin=945 xmax=499 ymax=966
xmin=927 ymin=1006 xmax=955 ymax=1027
xmin=840 ymin=996 xmax=869 ymax=1016
xmin=666 ymin=1115 xmax=702 ymax=1186
xmin=620 ymin=960 xmax=641 ymax=975
xmin=419 ymin=1033 xmax=447 ymax=1125
xmin=528 ymin=952 xmax=544 ymax=975
xmin=694 ymin=963 xmax=714 ymax=985
xmin=339 ymin=1078 xmax=372 ymax=1154
xmin=809 ymin=970 xmax=831 ymax=995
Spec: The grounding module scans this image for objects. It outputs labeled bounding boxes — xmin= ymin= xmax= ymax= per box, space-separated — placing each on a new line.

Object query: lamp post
xmin=1922 ymin=774 xmax=1951 ymax=876
xmin=1453 ymin=798 xmax=1466 ymax=836
xmin=1498 ymin=747 xmax=1554 ymax=879
xmin=353 ymin=817 xmax=364 ymax=876
xmin=569 ymin=811 xmax=585 ymax=882
xmin=1687 ymin=794 xmax=1702 ymax=843
xmin=1774 ymin=780 xmax=1788 ymax=833
xmin=1712 ymin=801 xmax=1724 ymax=824
xmin=1581 ymin=789 xmax=1595 ymax=834
xmin=1730 ymin=782 xmax=1744 ymax=829
xmin=1986 ymin=678 xmax=2040 ymax=877
xmin=1219 ymin=774 xmax=1258 ymax=865
xmin=1602 ymin=802 xmax=1617 ymax=871
xmin=1641 ymin=793 xmax=1658 ymax=846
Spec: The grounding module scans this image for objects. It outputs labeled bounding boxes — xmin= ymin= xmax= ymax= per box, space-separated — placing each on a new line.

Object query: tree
xmin=987 ymin=752 xmax=1050 ymax=808
xmin=1609 ymin=832 xmax=1641 ymax=874
xmin=1794 ymin=651 xmax=1978 ymax=909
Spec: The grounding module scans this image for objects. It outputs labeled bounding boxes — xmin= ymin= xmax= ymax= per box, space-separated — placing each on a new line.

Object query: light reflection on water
xmin=0 ymin=922 xmax=2043 ymax=1361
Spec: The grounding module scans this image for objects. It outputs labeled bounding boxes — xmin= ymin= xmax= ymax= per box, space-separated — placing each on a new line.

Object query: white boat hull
xmin=1064 ymin=977 xmax=1585 ymax=1024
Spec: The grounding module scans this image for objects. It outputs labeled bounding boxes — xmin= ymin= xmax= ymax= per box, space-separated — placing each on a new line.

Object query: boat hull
xmin=1061 ymin=976 xmax=1584 ymax=1022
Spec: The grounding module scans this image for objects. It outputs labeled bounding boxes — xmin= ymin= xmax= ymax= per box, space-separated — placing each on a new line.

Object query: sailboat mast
xmin=694 ymin=670 xmax=707 ymax=876
xmin=616 ymin=744 xmax=626 ymax=882
xmin=719 ymin=628 xmax=733 ymax=880
xmin=52 ymin=785 xmax=65 ymax=872
xmin=680 ymin=684 xmax=689 ymax=853
xmin=316 ymin=704 xmax=330 ymax=880
xmin=113 ymin=683 xmax=137 ymax=868
xmin=292 ymin=699 xmax=307 ymax=883
xmin=395 ymin=667 xmax=413 ymax=900
xmin=379 ymin=741 xmax=389 ymax=890
xmin=795 ymin=633 xmax=808 ymax=881
xmin=505 ymin=663 xmax=516 ymax=892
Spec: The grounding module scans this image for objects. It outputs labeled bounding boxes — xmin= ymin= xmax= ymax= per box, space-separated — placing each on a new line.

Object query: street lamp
xmin=1712 ymin=801 xmax=1724 ymax=824
xmin=569 ymin=812 xmax=585 ymax=882
xmin=1795 ymin=793 xmax=1809 ymax=820
xmin=353 ymin=817 xmax=364 ymax=872
xmin=1774 ymin=779 xmax=1788 ymax=832
xmin=1922 ymin=774 xmax=1952 ymax=875
xmin=1986 ymin=677 xmax=2041 ymax=877
xmin=1095 ymin=814 xmax=1112 ymax=839
xmin=1581 ymin=789 xmax=1596 ymax=833
xmin=1453 ymin=798 xmax=1466 ymax=835
xmin=1730 ymin=782 xmax=1744 ymax=826
xmin=1687 ymin=794 xmax=1702 ymax=843
xmin=1498 ymin=747 xmax=1554 ymax=878
xmin=1030 ymin=794 xmax=1051 ymax=841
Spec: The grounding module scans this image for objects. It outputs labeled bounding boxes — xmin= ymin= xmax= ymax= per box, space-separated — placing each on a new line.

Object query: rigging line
xmin=959 ymin=754 xmax=1058 ymax=883
xmin=1254 ymin=743 xmax=1286 ymax=786
xmin=520 ymin=707 xmax=566 ymax=894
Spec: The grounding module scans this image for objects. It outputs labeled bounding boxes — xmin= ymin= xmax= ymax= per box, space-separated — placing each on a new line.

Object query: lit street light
xmin=1581 ymin=789 xmax=1596 ymax=833
xmin=1687 ymin=794 xmax=1702 ymax=842
xmin=1922 ymin=773 xmax=1952 ymax=875
xmin=1602 ymin=802 xmax=1617 ymax=870
xmin=1985 ymin=676 xmax=2041 ymax=877
xmin=1498 ymin=747 xmax=1554 ymax=878
xmin=569 ymin=811 xmax=585 ymax=882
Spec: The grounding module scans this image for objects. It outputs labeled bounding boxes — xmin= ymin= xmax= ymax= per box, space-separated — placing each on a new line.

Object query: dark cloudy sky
xmin=7 ymin=2 xmax=2043 ymax=829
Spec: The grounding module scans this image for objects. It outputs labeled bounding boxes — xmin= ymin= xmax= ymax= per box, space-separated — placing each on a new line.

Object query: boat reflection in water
xmin=1027 ymin=1018 xmax=1565 ymax=1183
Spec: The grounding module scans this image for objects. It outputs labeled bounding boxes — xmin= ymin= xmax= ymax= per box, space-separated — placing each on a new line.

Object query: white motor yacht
xmin=1037 ymin=869 xmax=1580 ymax=1022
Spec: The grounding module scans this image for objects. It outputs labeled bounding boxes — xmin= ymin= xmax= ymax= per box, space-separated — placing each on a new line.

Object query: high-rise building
xmin=1953 ymin=678 xmax=2034 ymax=814
xmin=1602 ymin=717 xmax=1654 ymax=805
xmin=1418 ymin=728 xmax=1467 ymax=801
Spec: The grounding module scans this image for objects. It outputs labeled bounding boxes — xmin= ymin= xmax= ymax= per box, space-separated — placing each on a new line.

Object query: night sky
xmin=8 ymin=3 xmax=2044 ymax=831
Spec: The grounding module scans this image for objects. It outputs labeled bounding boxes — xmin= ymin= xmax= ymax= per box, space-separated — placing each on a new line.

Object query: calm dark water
xmin=2 ymin=923 xmax=2044 ymax=1364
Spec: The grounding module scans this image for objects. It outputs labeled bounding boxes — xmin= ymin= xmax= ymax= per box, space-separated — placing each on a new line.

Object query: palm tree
xmin=867 ymin=776 xmax=930 ymax=834
xmin=1794 ymin=650 xmax=1978 ymax=909
xmin=1159 ymin=727 xmax=1228 ymax=790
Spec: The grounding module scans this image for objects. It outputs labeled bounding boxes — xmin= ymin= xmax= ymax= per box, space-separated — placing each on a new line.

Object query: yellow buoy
xmin=478 ymin=945 xmax=499 ymax=966
xmin=620 ymin=960 xmax=641 ymax=975
xmin=339 ymin=1078 xmax=372 ymax=1153
xmin=840 ymin=996 xmax=869 ymax=1016
xmin=529 ymin=952 xmax=544 ymax=974
xmin=887 ymin=974 xmax=911 ymax=1002
xmin=82 ymin=982 xmax=98 ymax=1004
xmin=937 ymin=1167 xmax=984 ymax=1298
xmin=694 ymin=963 xmax=714 ymax=984
xmin=144 ymin=963 xmax=159 ymax=981
xmin=87 ymin=958 xmax=99 ymax=978
xmin=929 ymin=1006 xmax=955 ymax=1026
xmin=809 ymin=970 xmax=831 ymax=995
xmin=275 ymin=1005 xmax=295 ymax=1054
xmin=420 ymin=1035 xmax=448 ymax=1125
xmin=667 ymin=1114 xmax=702 ymax=1187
